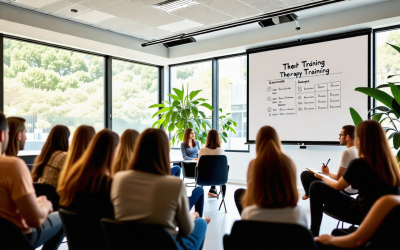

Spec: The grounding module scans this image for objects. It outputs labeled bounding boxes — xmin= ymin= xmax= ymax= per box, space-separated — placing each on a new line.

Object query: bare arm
xmin=314 ymin=173 xmax=349 ymax=191
xmin=316 ymin=195 xmax=400 ymax=248
xmin=14 ymin=194 xmax=52 ymax=228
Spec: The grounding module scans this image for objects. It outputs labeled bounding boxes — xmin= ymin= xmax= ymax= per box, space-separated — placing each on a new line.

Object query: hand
xmin=37 ymin=195 xmax=53 ymax=214
xmin=314 ymin=173 xmax=323 ymax=180
xmin=191 ymin=212 xmax=200 ymax=220
xmin=192 ymin=158 xmax=198 ymax=161
xmin=315 ymin=234 xmax=333 ymax=245
xmin=321 ymin=165 xmax=330 ymax=175
xmin=204 ymin=216 xmax=211 ymax=224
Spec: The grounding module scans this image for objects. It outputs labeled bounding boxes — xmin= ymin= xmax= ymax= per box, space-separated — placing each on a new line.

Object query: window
xmin=376 ymin=28 xmax=400 ymax=88
xmin=218 ymin=55 xmax=248 ymax=151
xmin=3 ymin=38 xmax=104 ymax=152
xmin=170 ymin=61 xmax=212 ymax=146
xmin=112 ymin=60 xmax=159 ymax=134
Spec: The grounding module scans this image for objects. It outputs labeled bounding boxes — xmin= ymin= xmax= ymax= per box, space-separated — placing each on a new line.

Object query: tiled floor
xmin=53 ymin=183 xmax=349 ymax=250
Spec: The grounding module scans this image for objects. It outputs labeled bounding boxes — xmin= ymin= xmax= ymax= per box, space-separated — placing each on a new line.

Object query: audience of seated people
xmin=2 ymin=110 xmax=400 ymax=250
xmin=5 ymin=117 xmax=27 ymax=156
xmin=0 ymin=113 xmax=64 ymax=250
xmin=111 ymin=128 xmax=210 ymax=250
xmin=31 ymin=125 xmax=70 ymax=188
xmin=58 ymin=125 xmax=95 ymax=183
xmin=310 ymin=120 xmax=400 ymax=236
xmin=197 ymin=129 xmax=226 ymax=197
xmin=57 ymin=129 xmax=119 ymax=219
xmin=111 ymin=129 xmax=139 ymax=177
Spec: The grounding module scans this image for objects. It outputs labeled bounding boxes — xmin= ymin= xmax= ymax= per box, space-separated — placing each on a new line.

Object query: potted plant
xmin=149 ymin=84 xmax=237 ymax=146
xmin=350 ymin=43 xmax=400 ymax=160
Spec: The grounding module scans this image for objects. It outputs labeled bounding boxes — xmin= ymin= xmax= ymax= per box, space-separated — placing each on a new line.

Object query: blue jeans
xmin=177 ymin=218 xmax=207 ymax=250
xmin=26 ymin=212 xmax=65 ymax=250
xmin=188 ymin=186 xmax=204 ymax=217
xmin=171 ymin=165 xmax=181 ymax=178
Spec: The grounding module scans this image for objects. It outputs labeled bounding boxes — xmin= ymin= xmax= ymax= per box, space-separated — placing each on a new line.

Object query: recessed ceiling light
xmin=152 ymin=0 xmax=198 ymax=13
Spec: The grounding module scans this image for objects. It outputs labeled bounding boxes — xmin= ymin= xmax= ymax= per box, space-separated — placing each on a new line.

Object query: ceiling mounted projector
xmin=258 ymin=13 xmax=299 ymax=28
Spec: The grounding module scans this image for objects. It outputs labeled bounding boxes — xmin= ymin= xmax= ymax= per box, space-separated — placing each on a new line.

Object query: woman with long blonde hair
xmin=311 ymin=120 xmax=400 ymax=236
xmin=58 ymin=125 xmax=95 ymax=185
xmin=57 ymin=129 xmax=119 ymax=219
xmin=239 ymin=126 xmax=307 ymax=227
xmin=111 ymin=129 xmax=139 ymax=177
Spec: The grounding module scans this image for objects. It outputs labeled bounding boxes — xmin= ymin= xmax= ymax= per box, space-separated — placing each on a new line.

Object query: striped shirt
xmin=36 ymin=151 xmax=67 ymax=188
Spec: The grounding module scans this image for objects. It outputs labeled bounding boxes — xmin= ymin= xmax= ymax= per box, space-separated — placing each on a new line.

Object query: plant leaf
xmin=158 ymin=114 xmax=166 ymax=129
xmin=185 ymin=108 xmax=191 ymax=118
xmin=168 ymin=94 xmax=180 ymax=101
xmin=179 ymin=131 xmax=184 ymax=141
xmin=202 ymin=132 xmax=207 ymax=137
xmin=386 ymin=43 xmax=400 ymax=54
xmin=172 ymin=136 xmax=175 ymax=146
xmin=388 ymin=74 xmax=400 ymax=79
xmin=172 ymin=100 xmax=180 ymax=107
xmin=173 ymin=88 xmax=183 ymax=100
xmin=187 ymin=120 xmax=194 ymax=128
xmin=372 ymin=113 xmax=384 ymax=122
xmin=168 ymin=123 xmax=175 ymax=133
xmin=393 ymin=132 xmax=400 ymax=150
xmin=202 ymin=122 xmax=207 ymax=131
xmin=164 ymin=110 xmax=173 ymax=127
xmin=383 ymin=127 xmax=396 ymax=133
xmin=222 ymin=132 xmax=228 ymax=137
xmin=148 ymin=104 xmax=165 ymax=108
xmin=152 ymin=120 xmax=159 ymax=128
xmin=397 ymin=150 xmax=400 ymax=163
xmin=189 ymin=90 xmax=202 ymax=100
xmin=229 ymin=127 xmax=236 ymax=134
xmin=222 ymin=136 xmax=227 ymax=143
xmin=391 ymin=99 xmax=400 ymax=118
xmin=232 ymin=121 xmax=237 ymax=127
xmin=199 ymin=111 xmax=206 ymax=118
xmin=162 ymin=100 xmax=170 ymax=105
xmin=194 ymin=98 xmax=207 ymax=102
xmin=219 ymin=108 xmax=222 ymax=113
xmin=192 ymin=101 xmax=199 ymax=105
xmin=226 ymin=113 xmax=231 ymax=115
xmin=199 ymin=103 xmax=213 ymax=110
xmin=350 ymin=107 xmax=363 ymax=126
xmin=191 ymin=106 xmax=198 ymax=118
xmin=390 ymin=83 xmax=400 ymax=107
xmin=202 ymin=119 xmax=212 ymax=129
xmin=369 ymin=106 xmax=390 ymax=113
xmin=152 ymin=107 xmax=171 ymax=119
xmin=177 ymin=120 xmax=184 ymax=129
xmin=171 ymin=112 xmax=178 ymax=124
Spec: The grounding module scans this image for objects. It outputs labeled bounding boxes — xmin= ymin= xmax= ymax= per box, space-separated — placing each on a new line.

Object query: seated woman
xmin=241 ymin=126 xmax=307 ymax=228
xmin=234 ymin=126 xmax=283 ymax=215
xmin=32 ymin=125 xmax=70 ymax=188
xmin=316 ymin=195 xmax=400 ymax=249
xmin=197 ymin=129 xmax=225 ymax=197
xmin=111 ymin=128 xmax=210 ymax=250
xmin=5 ymin=116 xmax=26 ymax=156
xmin=112 ymin=129 xmax=140 ymax=177
xmin=173 ymin=128 xmax=201 ymax=179
xmin=57 ymin=129 xmax=119 ymax=219
xmin=310 ymin=120 xmax=400 ymax=236
xmin=58 ymin=125 xmax=95 ymax=184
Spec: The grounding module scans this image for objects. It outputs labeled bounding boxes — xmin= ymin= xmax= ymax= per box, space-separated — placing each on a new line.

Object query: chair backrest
xmin=181 ymin=162 xmax=196 ymax=178
xmin=0 ymin=218 xmax=34 ymax=250
xmin=33 ymin=183 xmax=60 ymax=211
xmin=197 ymin=155 xmax=228 ymax=186
xmin=101 ymin=218 xmax=179 ymax=250
xmin=365 ymin=205 xmax=400 ymax=250
xmin=223 ymin=220 xmax=317 ymax=250
xmin=26 ymin=164 xmax=34 ymax=172
xmin=59 ymin=208 xmax=107 ymax=250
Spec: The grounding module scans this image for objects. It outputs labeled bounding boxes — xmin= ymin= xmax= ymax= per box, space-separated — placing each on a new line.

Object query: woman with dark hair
xmin=112 ymin=129 xmax=140 ymax=177
xmin=241 ymin=126 xmax=307 ymax=227
xmin=58 ymin=125 xmax=95 ymax=187
xmin=197 ymin=129 xmax=225 ymax=197
xmin=57 ymin=129 xmax=119 ymax=219
xmin=32 ymin=125 xmax=70 ymax=188
xmin=111 ymin=129 xmax=209 ymax=250
xmin=310 ymin=120 xmax=400 ymax=236
xmin=5 ymin=117 xmax=27 ymax=156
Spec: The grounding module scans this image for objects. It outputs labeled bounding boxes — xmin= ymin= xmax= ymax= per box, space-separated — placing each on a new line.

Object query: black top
xmin=343 ymin=158 xmax=400 ymax=213
xmin=65 ymin=176 xmax=114 ymax=219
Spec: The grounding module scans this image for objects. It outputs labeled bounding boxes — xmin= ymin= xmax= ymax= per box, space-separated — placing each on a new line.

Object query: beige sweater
xmin=197 ymin=147 xmax=225 ymax=166
xmin=111 ymin=170 xmax=194 ymax=236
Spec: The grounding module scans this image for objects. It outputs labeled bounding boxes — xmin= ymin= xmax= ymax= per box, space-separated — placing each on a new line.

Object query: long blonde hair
xmin=58 ymin=125 xmax=95 ymax=186
xmin=112 ymin=129 xmax=140 ymax=177
xmin=242 ymin=126 xmax=298 ymax=208
xmin=57 ymin=129 xmax=119 ymax=207
xmin=356 ymin=120 xmax=400 ymax=186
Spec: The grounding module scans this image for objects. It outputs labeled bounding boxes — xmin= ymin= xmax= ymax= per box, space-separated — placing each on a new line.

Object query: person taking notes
xmin=300 ymin=125 xmax=358 ymax=200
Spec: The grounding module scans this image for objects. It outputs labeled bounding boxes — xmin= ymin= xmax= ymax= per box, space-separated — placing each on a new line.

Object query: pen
xmin=323 ymin=159 xmax=331 ymax=169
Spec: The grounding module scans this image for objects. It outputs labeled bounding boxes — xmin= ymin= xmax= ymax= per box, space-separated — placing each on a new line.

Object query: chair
xmin=223 ymin=220 xmax=317 ymax=250
xmin=323 ymin=205 xmax=360 ymax=229
xmin=0 ymin=218 xmax=34 ymax=250
xmin=196 ymin=155 xmax=229 ymax=213
xmin=364 ymin=205 xmax=400 ymax=250
xmin=59 ymin=208 xmax=107 ymax=250
xmin=181 ymin=161 xmax=197 ymax=187
xmin=27 ymin=164 xmax=34 ymax=172
xmin=101 ymin=218 xmax=179 ymax=250
xmin=33 ymin=183 xmax=60 ymax=211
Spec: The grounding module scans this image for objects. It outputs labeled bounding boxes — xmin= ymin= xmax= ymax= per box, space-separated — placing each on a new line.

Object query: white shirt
xmin=197 ymin=147 xmax=225 ymax=166
xmin=241 ymin=205 xmax=308 ymax=228
xmin=340 ymin=146 xmax=359 ymax=194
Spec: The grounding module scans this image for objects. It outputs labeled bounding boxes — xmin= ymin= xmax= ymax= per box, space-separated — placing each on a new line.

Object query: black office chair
xmin=33 ymin=183 xmax=60 ymax=211
xmin=0 ymin=218 xmax=34 ymax=250
xmin=101 ymin=218 xmax=179 ymax=250
xmin=323 ymin=205 xmax=360 ymax=229
xmin=181 ymin=161 xmax=197 ymax=187
xmin=223 ymin=220 xmax=317 ymax=250
xmin=27 ymin=164 xmax=34 ymax=172
xmin=59 ymin=208 xmax=107 ymax=250
xmin=364 ymin=205 xmax=400 ymax=250
xmin=196 ymin=155 xmax=229 ymax=213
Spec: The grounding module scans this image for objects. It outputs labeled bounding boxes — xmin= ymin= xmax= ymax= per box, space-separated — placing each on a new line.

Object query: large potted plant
xmin=149 ymin=84 xmax=237 ymax=146
xmin=350 ymin=43 xmax=400 ymax=160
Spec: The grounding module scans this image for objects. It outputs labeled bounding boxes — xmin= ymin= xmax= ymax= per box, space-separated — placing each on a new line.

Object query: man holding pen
xmin=300 ymin=125 xmax=358 ymax=200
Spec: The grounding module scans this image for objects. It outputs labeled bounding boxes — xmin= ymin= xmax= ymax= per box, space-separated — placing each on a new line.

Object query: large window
xmin=219 ymin=56 xmax=248 ymax=151
xmin=112 ymin=60 xmax=159 ymax=134
xmin=376 ymin=28 xmax=400 ymax=87
xmin=3 ymin=38 xmax=104 ymax=152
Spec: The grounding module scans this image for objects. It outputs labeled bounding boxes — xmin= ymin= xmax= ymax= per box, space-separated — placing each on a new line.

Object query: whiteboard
xmin=248 ymin=33 xmax=370 ymax=143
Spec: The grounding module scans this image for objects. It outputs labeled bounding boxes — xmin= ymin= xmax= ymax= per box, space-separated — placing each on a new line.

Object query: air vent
xmin=152 ymin=0 xmax=198 ymax=13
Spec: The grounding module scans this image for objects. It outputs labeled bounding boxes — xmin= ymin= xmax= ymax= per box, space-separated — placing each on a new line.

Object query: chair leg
xmin=336 ymin=220 xmax=340 ymax=228
xmin=218 ymin=185 xmax=227 ymax=213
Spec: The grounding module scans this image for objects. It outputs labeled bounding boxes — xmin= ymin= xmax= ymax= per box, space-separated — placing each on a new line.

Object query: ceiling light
xmin=162 ymin=37 xmax=196 ymax=48
xmin=152 ymin=0 xmax=198 ymax=13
